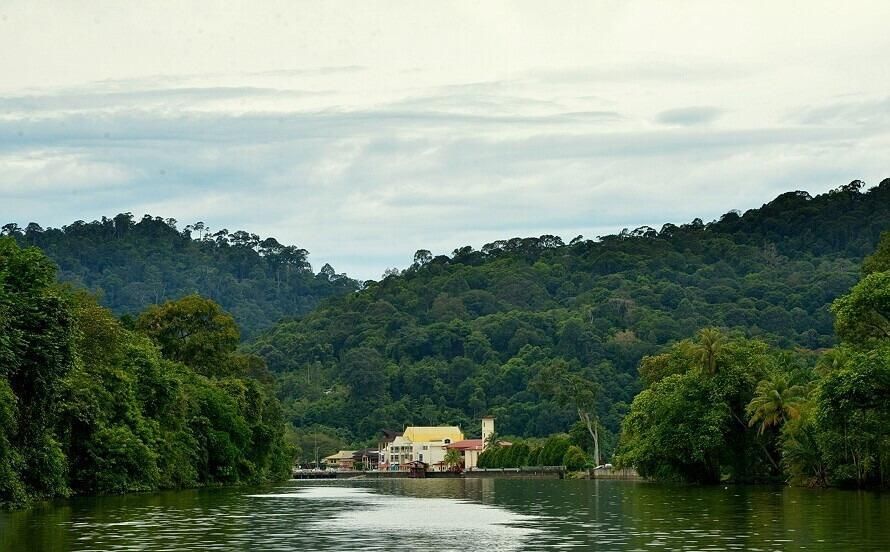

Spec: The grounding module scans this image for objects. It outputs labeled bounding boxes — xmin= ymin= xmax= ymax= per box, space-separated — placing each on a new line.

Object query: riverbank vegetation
xmin=0 ymin=239 xmax=292 ymax=509
xmin=616 ymin=232 xmax=890 ymax=488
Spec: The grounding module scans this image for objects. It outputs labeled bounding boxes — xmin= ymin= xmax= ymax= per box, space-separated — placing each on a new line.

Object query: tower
xmin=481 ymin=416 xmax=495 ymax=449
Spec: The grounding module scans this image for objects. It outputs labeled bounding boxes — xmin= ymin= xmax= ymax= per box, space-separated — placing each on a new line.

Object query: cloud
xmin=2 ymin=85 xmax=886 ymax=279
xmin=0 ymin=87 xmax=330 ymax=113
xmin=529 ymin=60 xmax=753 ymax=84
xmin=655 ymin=106 xmax=725 ymax=126
xmin=0 ymin=151 xmax=130 ymax=195
xmin=793 ymin=96 xmax=890 ymax=127
xmin=2 ymin=55 xmax=889 ymax=279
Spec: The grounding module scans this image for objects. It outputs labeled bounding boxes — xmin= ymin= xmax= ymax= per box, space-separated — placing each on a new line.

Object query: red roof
xmin=445 ymin=439 xmax=484 ymax=451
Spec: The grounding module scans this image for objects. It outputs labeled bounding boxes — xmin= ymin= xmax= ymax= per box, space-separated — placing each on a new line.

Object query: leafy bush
xmin=563 ymin=445 xmax=589 ymax=471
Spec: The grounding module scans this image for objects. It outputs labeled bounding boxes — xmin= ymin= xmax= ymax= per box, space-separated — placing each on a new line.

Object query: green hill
xmin=5 ymin=179 xmax=888 ymax=458
xmin=248 ymin=179 xmax=890 ymax=454
xmin=2 ymin=213 xmax=358 ymax=338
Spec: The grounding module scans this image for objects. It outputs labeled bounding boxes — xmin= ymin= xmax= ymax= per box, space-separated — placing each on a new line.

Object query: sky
xmin=1 ymin=1 xmax=889 ymax=280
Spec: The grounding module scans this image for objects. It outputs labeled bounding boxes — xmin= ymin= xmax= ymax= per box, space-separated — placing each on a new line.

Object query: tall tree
xmin=694 ymin=328 xmax=726 ymax=376
xmin=534 ymin=361 xmax=602 ymax=465
xmin=746 ymin=373 xmax=805 ymax=434
xmin=135 ymin=294 xmax=240 ymax=377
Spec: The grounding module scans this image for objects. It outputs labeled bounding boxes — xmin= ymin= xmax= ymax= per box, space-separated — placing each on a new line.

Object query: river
xmin=1 ymin=478 xmax=888 ymax=550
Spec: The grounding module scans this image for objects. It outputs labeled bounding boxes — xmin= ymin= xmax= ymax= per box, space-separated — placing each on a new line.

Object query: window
xmin=444 ymin=439 xmax=451 ymax=444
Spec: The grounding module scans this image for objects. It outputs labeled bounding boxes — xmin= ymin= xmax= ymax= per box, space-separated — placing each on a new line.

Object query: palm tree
xmin=694 ymin=328 xmax=725 ymax=376
xmin=815 ymin=348 xmax=849 ymax=377
xmin=746 ymin=373 xmax=806 ymax=434
xmin=781 ymin=415 xmax=827 ymax=486
xmin=443 ymin=448 xmax=463 ymax=472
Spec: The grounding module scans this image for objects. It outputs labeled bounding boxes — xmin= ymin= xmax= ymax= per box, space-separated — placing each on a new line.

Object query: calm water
xmin=2 ymin=478 xmax=888 ymax=551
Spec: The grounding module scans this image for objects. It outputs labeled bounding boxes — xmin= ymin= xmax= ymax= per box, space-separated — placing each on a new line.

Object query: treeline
xmin=0 ymin=239 xmax=292 ymax=508
xmin=476 ymin=435 xmax=589 ymax=471
xmin=250 ymin=180 xmax=890 ymax=460
xmin=1 ymin=213 xmax=358 ymax=338
xmin=617 ymin=232 xmax=890 ymax=487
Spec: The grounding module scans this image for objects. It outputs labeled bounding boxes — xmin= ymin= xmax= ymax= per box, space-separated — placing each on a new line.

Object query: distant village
xmin=322 ymin=416 xmax=502 ymax=473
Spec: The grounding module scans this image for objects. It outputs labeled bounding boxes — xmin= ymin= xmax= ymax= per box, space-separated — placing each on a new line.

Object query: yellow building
xmin=383 ymin=426 xmax=464 ymax=470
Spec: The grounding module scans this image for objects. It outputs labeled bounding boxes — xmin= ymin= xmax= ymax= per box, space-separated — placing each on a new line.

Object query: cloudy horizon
xmin=2 ymin=1 xmax=889 ymax=279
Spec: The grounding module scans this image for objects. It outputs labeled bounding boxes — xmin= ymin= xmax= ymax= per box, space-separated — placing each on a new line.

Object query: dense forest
xmin=0 ymin=239 xmax=291 ymax=508
xmin=3 ymin=179 xmax=888 ymax=477
xmin=617 ymin=231 xmax=890 ymax=487
xmin=1 ymin=214 xmax=358 ymax=338
xmin=248 ymin=180 xmax=890 ymax=460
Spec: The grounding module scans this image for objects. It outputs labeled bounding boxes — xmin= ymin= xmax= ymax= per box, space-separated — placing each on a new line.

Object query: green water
xmin=1 ymin=479 xmax=888 ymax=551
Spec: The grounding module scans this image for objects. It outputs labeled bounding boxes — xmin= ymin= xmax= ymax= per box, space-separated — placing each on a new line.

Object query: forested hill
xmin=1 ymin=214 xmax=359 ymax=338
xmin=249 ymin=179 xmax=890 ymax=454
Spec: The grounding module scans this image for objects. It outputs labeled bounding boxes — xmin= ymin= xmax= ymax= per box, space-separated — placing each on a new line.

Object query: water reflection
xmin=1 ymin=479 xmax=888 ymax=551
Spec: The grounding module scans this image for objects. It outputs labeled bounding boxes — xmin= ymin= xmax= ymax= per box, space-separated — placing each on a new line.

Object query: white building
xmin=382 ymin=426 xmax=464 ymax=470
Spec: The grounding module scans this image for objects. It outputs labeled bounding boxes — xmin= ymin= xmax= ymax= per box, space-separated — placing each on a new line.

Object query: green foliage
xmin=444 ymin=448 xmax=463 ymax=470
xmin=1 ymin=239 xmax=291 ymax=508
xmin=617 ymin=332 xmax=785 ymax=483
xmin=285 ymin=425 xmax=348 ymax=465
xmin=862 ymin=231 xmax=890 ymax=275
xmin=563 ymin=445 xmax=588 ymax=471
xmin=0 ymin=237 xmax=76 ymax=505
xmin=746 ymin=373 xmax=806 ymax=435
xmin=249 ymin=183 xmax=890 ymax=449
xmin=831 ymin=272 xmax=890 ymax=346
xmin=540 ymin=435 xmax=572 ymax=467
xmin=526 ymin=446 xmax=542 ymax=466
xmin=617 ymin=373 xmax=727 ymax=482
xmin=619 ymin=225 xmax=890 ymax=488
xmin=814 ymin=346 xmax=890 ymax=487
xmin=476 ymin=441 xmax=534 ymax=469
xmin=136 ymin=294 xmax=241 ymax=377
xmin=800 ymin=231 xmax=889 ymax=488
xmin=0 ymin=379 xmax=26 ymax=505
xmin=507 ymin=442 xmax=531 ymax=467
xmin=780 ymin=410 xmax=827 ymax=486
xmin=6 ymin=214 xmax=358 ymax=338
xmin=5 ymin=181 xmax=890 ymax=496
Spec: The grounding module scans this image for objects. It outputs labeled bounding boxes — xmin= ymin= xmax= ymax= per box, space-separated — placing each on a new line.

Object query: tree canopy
xmin=249 ymin=180 xmax=890 ymax=459
xmin=0 ymin=239 xmax=292 ymax=508
xmin=617 ymin=229 xmax=890 ymax=488
xmin=2 ymin=214 xmax=358 ymax=338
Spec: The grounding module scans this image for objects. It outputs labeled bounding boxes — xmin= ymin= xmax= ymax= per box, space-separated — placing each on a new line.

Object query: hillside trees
xmin=249 ymin=180 xmax=890 ymax=451
xmin=3 ymin=214 xmax=358 ymax=338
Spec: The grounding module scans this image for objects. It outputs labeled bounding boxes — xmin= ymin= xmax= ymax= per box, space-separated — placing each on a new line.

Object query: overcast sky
xmin=1 ymin=1 xmax=889 ymax=279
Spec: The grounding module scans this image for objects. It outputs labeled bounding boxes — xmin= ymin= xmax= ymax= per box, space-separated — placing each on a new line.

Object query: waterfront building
xmin=382 ymin=426 xmax=464 ymax=470
xmin=380 ymin=416 xmax=501 ymax=471
xmin=323 ymin=450 xmax=357 ymax=470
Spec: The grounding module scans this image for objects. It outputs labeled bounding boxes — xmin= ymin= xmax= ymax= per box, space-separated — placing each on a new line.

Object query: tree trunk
xmin=579 ymin=409 xmax=600 ymax=466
